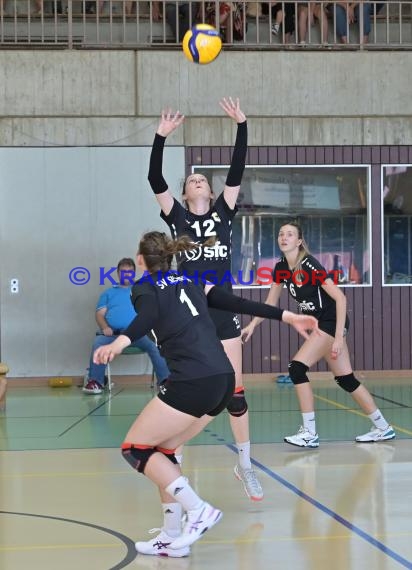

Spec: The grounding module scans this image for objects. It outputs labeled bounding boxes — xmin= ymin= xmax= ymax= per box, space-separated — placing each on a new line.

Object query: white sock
xmin=165 ymin=476 xmax=203 ymax=512
xmin=302 ymin=412 xmax=316 ymax=434
xmin=161 ymin=502 xmax=182 ymax=538
xmin=369 ymin=409 xmax=389 ymax=430
xmin=236 ymin=441 xmax=252 ymax=469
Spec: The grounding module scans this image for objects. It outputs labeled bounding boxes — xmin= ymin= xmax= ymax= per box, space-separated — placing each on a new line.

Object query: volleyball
xmin=182 ymin=24 xmax=222 ymax=65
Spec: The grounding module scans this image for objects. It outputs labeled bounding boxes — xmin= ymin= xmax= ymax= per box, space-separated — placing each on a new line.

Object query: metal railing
xmin=0 ymin=1 xmax=411 ymax=48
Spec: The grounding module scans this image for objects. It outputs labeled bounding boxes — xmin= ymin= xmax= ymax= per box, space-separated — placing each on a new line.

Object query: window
xmin=193 ymin=165 xmax=371 ymax=286
xmin=382 ymin=165 xmax=412 ymax=285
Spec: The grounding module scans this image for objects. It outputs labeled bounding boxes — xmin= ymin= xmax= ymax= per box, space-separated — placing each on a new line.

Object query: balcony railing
xmin=0 ymin=1 xmax=411 ymax=48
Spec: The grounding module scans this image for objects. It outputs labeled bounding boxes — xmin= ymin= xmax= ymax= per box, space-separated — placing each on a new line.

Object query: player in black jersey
xmin=148 ymin=97 xmax=264 ymax=501
xmin=242 ymin=221 xmax=395 ymax=448
xmin=94 ymin=231 xmax=318 ymax=557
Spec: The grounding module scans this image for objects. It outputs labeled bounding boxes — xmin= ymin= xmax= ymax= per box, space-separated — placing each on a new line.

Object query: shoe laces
xmin=242 ymin=468 xmax=262 ymax=491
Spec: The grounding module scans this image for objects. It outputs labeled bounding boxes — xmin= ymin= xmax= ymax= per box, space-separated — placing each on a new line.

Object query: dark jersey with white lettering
xmin=130 ymin=273 xmax=234 ymax=382
xmin=160 ymin=193 xmax=237 ymax=286
xmin=273 ymin=255 xmax=341 ymax=323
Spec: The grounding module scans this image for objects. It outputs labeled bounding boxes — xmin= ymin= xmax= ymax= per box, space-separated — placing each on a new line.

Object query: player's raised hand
xmin=157 ymin=108 xmax=185 ymax=138
xmin=219 ymin=97 xmax=246 ymax=123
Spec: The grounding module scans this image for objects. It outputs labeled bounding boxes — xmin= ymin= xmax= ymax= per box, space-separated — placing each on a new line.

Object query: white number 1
xmin=179 ymin=289 xmax=199 ymax=316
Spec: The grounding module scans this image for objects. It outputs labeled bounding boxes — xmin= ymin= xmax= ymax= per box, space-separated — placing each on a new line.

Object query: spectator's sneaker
xmin=169 ymin=502 xmax=222 ymax=550
xmin=271 ymin=22 xmax=280 ymax=35
xmin=234 ymin=464 xmax=264 ymax=501
xmin=276 ymin=374 xmax=293 ymax=384
xmin=284 ymin=426 xmax=319 ymax=448
xmin=82 ymin=380 xmax=103 ymax=394
xmin=135 ymin=528 xmax=190 ymax=558
xmin=355 ymin=425 xmax=396 ymax=443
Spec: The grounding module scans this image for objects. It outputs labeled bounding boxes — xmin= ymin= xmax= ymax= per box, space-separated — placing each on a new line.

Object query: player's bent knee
xmin=226 ymin=388 xmax=248 ymax=417
xmin=121 ymin=442 xmax=156 ymax=473
xmin=334 ymin=373 xmax=360 ymax=393
xmin=156 ymin=446 xmax=178 ymax=465
xmin=288 ymin=360 xmax=309 ymax=385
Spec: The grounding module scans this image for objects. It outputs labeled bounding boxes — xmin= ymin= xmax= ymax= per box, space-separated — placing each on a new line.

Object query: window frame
xmin=192 ymin=163 xmax=372 ymax=289
xmin=381 ymin=163 xmax=412 ymax=287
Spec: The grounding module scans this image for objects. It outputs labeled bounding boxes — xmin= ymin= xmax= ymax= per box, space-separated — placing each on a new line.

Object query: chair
xmin=106 ymin=346 xmax=155 ymax=391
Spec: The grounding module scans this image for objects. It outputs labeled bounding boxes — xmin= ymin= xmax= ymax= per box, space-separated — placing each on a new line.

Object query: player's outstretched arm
xmin=205 ymin=285 xmax=318 ymax=338
xmin=220 ymin=97 xmax=247 ymax=210
xmin=147 ymin=109 xmax=185 ymax=215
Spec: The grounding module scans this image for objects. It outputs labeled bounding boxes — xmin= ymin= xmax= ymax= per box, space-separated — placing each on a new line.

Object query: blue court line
xmin=225 ymin=443 xmax=412 ymax=569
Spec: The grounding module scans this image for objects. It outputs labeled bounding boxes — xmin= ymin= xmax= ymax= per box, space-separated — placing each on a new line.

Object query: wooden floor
xmin=1 ymin=375 xmax=412 ymax=570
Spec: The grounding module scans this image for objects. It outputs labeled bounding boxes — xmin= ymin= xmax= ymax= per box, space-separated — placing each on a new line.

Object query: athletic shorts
xmin=208 ymin=307 xmax=241 ymax=341
xmin=157 ymin=373 xmax=235 ymax=418
xmin=319 ymin=316 xmax=350 ymax=338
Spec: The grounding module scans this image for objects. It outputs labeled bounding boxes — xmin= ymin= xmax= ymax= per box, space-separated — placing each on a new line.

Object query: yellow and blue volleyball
xmin=182 ymin=24 xmax=222 ymax=65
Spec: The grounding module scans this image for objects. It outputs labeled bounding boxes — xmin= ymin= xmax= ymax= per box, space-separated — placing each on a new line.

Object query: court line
xmin=58 ymin=388 xmax=125 ymax=437
xmin=314 ymin=394 xmax=412 ymax=436
xmin=0 ymin=511 xmax=136 ymax=569
xmin=226 ymin=443 xmax=412 ymax=570
xmin=370 ymin=392 xmax=412 ymax=409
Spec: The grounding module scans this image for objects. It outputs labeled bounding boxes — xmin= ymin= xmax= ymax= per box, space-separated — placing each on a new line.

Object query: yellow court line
xmin=0 ymin=470 xmax=130 ymax=479
xmin=314 ymin=394 xmax=412 ymax=436
xmin=0 ymin=467 xmax=230 ymax=479
xmin=3 ymin=532 xmax=412 ymax=552
xmin=201 ymin=530 xmax=412 ymax=545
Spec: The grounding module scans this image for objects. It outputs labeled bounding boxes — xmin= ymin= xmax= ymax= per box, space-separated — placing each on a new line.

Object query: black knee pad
xmin=121 ymin=443 xmax=156 ymax=474
xmin=335 ymin=373 xmax=360 ymax=393
xmin=155 ymin=446 xmax=178 ymax=465
xmin=226 ymin=388 xmax=248 ymax=417
xmin=288 ymin=360 xmax=309 ymax=385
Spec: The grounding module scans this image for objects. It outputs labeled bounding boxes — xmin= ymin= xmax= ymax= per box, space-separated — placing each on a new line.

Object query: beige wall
xmin=0 ymin=50 xmax=411 ymax=147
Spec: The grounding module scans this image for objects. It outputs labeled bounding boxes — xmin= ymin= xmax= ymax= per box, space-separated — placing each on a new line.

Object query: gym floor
xmin=1 ymin=375 xmax=411 ymax=570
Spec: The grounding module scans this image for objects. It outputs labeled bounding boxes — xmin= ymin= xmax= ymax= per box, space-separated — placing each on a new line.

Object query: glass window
xmin=193 ymin=165 xmax=371 ymax=286
xmin=382 ymin=165 xmax=412 ymax=285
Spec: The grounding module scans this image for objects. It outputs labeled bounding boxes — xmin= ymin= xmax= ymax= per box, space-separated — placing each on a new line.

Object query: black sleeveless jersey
xmin=160 ymin=193 xmax=237 ymax=285
xmin=273 ymin=255 xmax=340 ymax=323
xmin=131 ymin=273 xmax=234 ymax=382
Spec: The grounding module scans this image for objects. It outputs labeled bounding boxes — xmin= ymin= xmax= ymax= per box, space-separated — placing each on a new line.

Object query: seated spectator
xmin=205 ymin=1 xmax=232 ymax=41
xmin=298 ymin=2 xmax=329 ymax=44
xmin=265 ymin=2 xmax=295 ymax=42
xmin=204 ymin=1 xmax=247 ymax=42
xmin=334 ymin=2 xmax=371 ymax=43
xmin=125 ymin=1 xmax=134 ymax=15
xmin=33 ymin=0 xmax=44 ymax=15
xmin=85 ymin=1 xmax=105 ymax=14
xmin=157 ymin=1 xmax=198 ymax=42
xmin=83 ymin=257 xmax=170 ymax=395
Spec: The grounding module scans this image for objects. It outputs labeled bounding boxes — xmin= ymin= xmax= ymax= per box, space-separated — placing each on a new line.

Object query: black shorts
xmin=319 ymin=316 xmax=350 ymax=338
xmin=208 ymin=307 xmax=241 ymax=341
xmin=157 ymin=373 xmax=235 ymax=418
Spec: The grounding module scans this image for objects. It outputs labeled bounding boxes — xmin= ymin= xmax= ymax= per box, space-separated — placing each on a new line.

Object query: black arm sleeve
xmin=206 ymin=286 xmax=284 ymax=321
xmin=147 ymin=133 xmax=169 ymax=195
xmin=225 ymin=121 xmax=247 ymax=187
xmin=122 ymin=296 xmax=159 ymax=343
